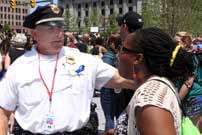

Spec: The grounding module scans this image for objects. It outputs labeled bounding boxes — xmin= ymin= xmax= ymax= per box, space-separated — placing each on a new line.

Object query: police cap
xmin=23 ymin=4 xmax=65 ymax=29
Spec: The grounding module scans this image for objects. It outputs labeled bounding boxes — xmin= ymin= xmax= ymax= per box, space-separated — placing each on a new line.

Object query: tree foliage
xmin=142 ymin=0 xmax=202 ymax=36
xmin=63 ymin=8 xmax=78 ymax=32
xmin=105 ymin=13 xmax=119 ymax=35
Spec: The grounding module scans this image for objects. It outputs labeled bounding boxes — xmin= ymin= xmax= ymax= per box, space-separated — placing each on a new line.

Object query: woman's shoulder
xmin=131 ymin=76 xmax=178 ymax=109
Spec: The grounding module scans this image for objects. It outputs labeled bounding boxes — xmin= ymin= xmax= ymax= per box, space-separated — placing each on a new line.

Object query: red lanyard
xmin=38 ymin=53 xmax=59 ymax=103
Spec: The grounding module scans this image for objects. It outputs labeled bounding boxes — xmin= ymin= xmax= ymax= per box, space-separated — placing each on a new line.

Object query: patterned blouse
xmin=128 ymin=76 xmax=182 ymax=135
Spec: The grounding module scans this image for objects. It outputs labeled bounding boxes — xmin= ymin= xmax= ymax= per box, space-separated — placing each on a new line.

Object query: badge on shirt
xmin=42 ymin=112 xmax=55 ymax=133
xmin=66 ymin=56 xmax=76 ymax=65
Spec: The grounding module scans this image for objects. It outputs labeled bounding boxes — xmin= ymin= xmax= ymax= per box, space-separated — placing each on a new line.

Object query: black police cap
xmin=23 ymin=4 xmax=65 ymax=29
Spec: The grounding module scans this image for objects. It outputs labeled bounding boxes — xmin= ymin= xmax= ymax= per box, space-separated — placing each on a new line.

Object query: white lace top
xmin=128 ymin=76 xmax=181 ymax=135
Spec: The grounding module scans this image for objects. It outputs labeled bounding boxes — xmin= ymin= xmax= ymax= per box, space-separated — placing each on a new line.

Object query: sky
xmin=30 ymin=0 xmax=58 ymax=13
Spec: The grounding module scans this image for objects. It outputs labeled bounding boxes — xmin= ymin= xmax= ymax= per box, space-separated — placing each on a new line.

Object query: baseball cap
xmin=116 ymin=11 xmax=143 ymax=32
xmin=23 ymin=4 xmax=65 ymax=29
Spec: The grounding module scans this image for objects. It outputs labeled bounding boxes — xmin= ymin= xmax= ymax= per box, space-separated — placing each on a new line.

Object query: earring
xmin=132 ymin=65 xmax=137 ymax=79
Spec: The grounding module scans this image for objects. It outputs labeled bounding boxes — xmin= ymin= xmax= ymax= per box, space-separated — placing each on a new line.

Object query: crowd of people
xmin=0 ymin=3 xmax=202 ymax=135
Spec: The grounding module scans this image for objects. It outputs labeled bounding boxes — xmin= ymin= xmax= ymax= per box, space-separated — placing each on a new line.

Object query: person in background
xmin=0 ymin=4 xmax=137 ymax=135
xmin=100 ymin=34 xmax=121 ymax=132
xmin=91 ymin=37 xmax=107 ymax=58
xmin=116 ymin=11 xmax=143 ymax=115
xmin=0 ymin=37 xmax=11 ymax=80
xmin=9 ymin=34 xmax=33 ymax=64
xmin=115 ymin=27 xmax=194 ymax=134
xmin=64 ymin=32 xmax=77 ymax=48
xmin=175 ymin=31 xmax=202 ymax=132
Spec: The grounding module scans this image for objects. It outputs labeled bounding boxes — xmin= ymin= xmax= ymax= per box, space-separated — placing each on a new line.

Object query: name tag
xmin=42 ymin=112 xmax=55 ymax=133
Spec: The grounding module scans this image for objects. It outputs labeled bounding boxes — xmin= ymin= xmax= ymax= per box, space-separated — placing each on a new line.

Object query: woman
xmin=115 ymin=27 xmax=194 ymax=135
xmin=175 ymin=31 xmax=202 ymax=132
xmin=100 ymin=34 xmax=121 ymax=132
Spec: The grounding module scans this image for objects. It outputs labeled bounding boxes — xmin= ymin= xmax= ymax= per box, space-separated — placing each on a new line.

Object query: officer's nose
xmin=55 ymin=27 xmax=64 ymax=39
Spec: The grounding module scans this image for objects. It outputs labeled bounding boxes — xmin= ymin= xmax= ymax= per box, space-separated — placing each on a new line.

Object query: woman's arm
xmin=3 ymin=53 xmax=10 ymax=70
xmin=178 ymin=76 xmax=195 ymax=99
xmin=136 ymin=105 xmax=176 ymax=135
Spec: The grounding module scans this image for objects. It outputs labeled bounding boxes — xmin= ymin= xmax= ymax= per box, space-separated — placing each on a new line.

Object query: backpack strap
xmin=149 ymin=78 xmax=186 ymax=116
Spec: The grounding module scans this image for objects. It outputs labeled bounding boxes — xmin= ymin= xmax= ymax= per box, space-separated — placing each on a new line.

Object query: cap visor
xmin=39 ymin=21 xmax=65 ymax=27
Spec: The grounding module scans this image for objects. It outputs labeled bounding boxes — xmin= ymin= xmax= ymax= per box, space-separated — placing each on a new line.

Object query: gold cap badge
xmin=50 ymin=4 xmax=60 ymax=14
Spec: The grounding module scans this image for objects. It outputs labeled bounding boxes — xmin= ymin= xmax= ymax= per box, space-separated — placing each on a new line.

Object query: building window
xmin=85 ymin=10 xmax=89 ymax=16
xmin=101 ymin=9 xmax=105 ymax=16
xmin=66 ymin=4 xmax=69 ymax=8
xmin=78 ymin=11 xmax=81 ymax=17
xmin=78 ymin=4 xmax=81 ymax=9
xmin=93 ymin=2 xmax=96 ymax=7
xmin=110 ymin=8 xmax=113 ymax=15
xmin=110 ymin=0 xmax=113 ymax=5
xmin=101 ymin=1 xmax=105 ymax=6
xmin=119 ymin=0 xmax=123 ymax=4
xmin=128 ymin=0 xmax=132 ymax=3
xmin=78 ymin=21 xmax=81 ymax=28
xmin=85 ymin=3 xmax=88 ymax=8
xmin=129 ymin=7 xmax=133 ymax=11
xmin=119 ymin=8 xmax=123 ymax=14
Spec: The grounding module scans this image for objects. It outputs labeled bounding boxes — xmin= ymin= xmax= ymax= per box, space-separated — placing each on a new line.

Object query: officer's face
xmin=33 ymin=25 xmax=64 ymax=55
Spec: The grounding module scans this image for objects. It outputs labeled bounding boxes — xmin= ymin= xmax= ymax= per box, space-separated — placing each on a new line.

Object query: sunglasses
xmin=120 ymin=46 xmax=140 ymax=54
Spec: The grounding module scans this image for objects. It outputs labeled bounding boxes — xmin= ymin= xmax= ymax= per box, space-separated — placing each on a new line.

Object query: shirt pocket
xmin=17 ymin=77 xmax=45 ymax=107
xmin=54 ymin=69 xmax=84 ymax=95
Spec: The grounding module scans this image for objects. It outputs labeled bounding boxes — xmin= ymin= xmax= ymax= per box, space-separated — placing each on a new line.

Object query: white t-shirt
xmin=128 ymin=76 xmax=181 ymax=135
xmin=0 ymin=47 xmax=115 ymax=134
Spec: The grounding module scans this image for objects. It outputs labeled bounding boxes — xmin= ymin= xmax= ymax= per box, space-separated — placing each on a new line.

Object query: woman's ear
xmin=133 ymin=53 xmax=144 ymax=65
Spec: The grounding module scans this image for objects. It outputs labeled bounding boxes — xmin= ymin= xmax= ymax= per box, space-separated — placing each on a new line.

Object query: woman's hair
xmin=24 ymin=35 xmax=33 ymax=50
xmin=132 ymin=27 xmax=194 ymax=82
xmin=175 ymin=31 xmax=193 ymax=52
xmin=108 ymin=34 xmax=122 ymax=52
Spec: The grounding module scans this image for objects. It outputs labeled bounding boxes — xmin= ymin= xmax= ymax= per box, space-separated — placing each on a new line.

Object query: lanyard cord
xmin=38 ymin=53 xmax=59 ymax=103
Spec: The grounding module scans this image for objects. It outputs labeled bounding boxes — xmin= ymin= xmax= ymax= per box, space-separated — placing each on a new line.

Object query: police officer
xmin=0 ymin=4 xmax=137 ymax=135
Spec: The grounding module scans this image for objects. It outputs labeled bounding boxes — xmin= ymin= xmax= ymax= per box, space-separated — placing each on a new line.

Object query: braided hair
xmin=132 ymin=27 xmax=194 ymax=82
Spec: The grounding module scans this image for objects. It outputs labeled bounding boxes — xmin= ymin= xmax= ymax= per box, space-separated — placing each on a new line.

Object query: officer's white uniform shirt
xmin=0 ymin=46 xmax=115 ymax=134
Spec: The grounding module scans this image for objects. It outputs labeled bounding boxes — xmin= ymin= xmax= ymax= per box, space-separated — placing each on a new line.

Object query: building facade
xmin=58 ymin=0 xmax=142 ymax=29
xmin=0 ymin=0 xmax=30 ymax=33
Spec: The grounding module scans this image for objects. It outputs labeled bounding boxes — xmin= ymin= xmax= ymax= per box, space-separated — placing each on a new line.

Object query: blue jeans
xmin=100 ymin=87 xmax=118 ymax=131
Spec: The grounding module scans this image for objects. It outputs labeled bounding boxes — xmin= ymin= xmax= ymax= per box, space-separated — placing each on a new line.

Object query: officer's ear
xmin=29 ymin=29 xmax=37 ymax=41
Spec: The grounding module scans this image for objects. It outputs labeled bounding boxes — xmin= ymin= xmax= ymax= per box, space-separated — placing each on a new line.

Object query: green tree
xmin=2 ymin=23 xmax=11 ymax=33
xmin=63 ymin=9 xmax=78 ymax=32
xmin=106 ymin=13 xmax=119 ymax=35
xmin=81 ymin=7 xmax=103 ymax=33
xmin=142 ymin=0 xmax=202 ymax=36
